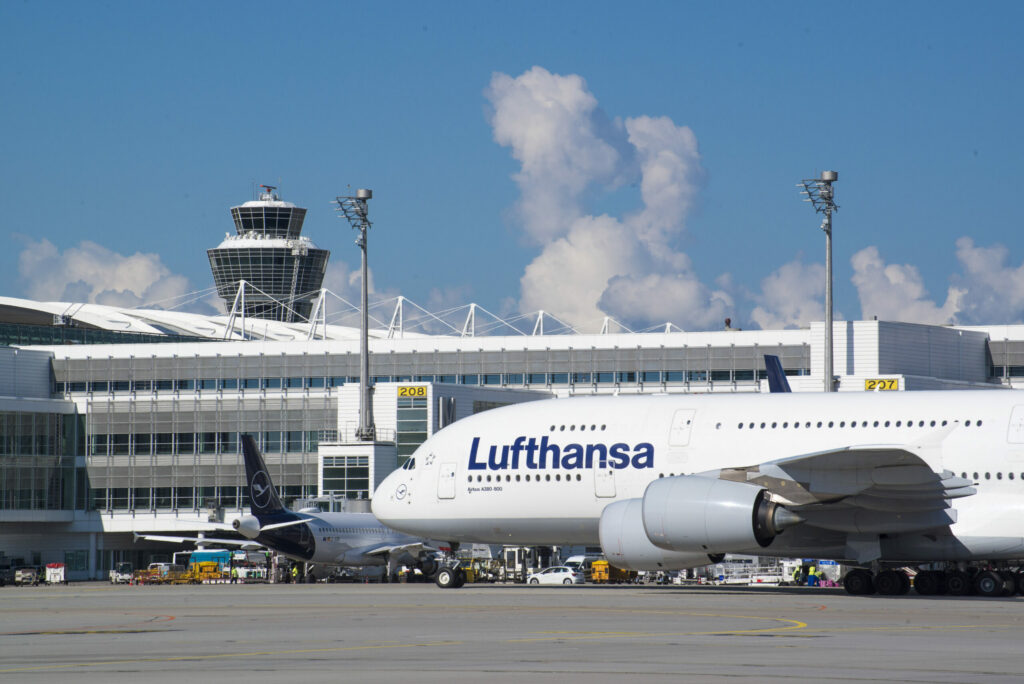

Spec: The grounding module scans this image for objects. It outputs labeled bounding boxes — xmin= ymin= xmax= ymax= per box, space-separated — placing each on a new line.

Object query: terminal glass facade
xmin=0 ymin=411 xmax=86 ymax=511
xmin=49 ymin=341 xmax=811 ymax=512
xmin=396 ymin=394 xmax=428 ymax=465
xmin=322 ymin=455 xmax=370 ymax=500
xmin=83 ymin=393 xmax=334 ymax=513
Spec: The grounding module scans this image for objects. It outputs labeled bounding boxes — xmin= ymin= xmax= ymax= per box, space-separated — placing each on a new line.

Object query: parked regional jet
xmin=141 ymin=435 xmax=442 ymax=580
xmin=373 ymin=389 xmax=1024 ymax=596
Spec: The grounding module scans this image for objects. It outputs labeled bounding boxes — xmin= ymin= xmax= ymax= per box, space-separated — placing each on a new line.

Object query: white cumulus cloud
xmin=486 ymin=66 xmax=723 ymax=331
xmin=850 ymin=246 xmax=963 ymax=324
xmin=952 ymin=237 xmax=1024 ymax=323
xmin=17 ymin=238 xmax=193 ymax=309
xmin=749 ymin=259 xmax=828 ymax=329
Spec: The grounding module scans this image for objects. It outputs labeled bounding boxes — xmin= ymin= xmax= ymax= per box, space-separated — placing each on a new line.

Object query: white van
xmin=563 ymin=555 xmax=599 ymax=576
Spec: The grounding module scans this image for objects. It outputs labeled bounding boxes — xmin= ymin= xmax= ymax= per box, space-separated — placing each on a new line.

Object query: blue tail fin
xmin=241 ymin=434 xmax=286 ymax=516
xmin=764 ymin=355 xmax=792 ymax=393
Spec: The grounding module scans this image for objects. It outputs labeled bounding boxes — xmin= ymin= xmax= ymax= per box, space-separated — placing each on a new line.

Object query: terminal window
xmin=397 ymin=395 xmax=428 ymax=461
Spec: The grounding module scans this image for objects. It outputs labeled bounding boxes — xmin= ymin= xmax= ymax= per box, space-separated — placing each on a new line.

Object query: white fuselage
xmin=303 ymin=512 xmax=412 ymax=566
xmin=372 ymin=391 xmax=1024 ymax=562
xmin=251 ymin=510 xmax=436 ymax=567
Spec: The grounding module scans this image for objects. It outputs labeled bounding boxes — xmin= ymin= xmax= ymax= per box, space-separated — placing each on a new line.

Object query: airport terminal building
xmin=2 ymin=305 xmax=1023 ymax=579
xmin=3 ymin=188 xmax=1024 ymax=579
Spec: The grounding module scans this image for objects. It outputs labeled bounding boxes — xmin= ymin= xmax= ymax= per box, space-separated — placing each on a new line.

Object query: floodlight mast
xmin=335 ymin=188 xmax=376 ymax=440
xmin=798 ymin=171 xmax=839 ymax=392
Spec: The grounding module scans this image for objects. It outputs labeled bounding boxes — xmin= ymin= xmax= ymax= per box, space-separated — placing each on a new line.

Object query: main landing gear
xmin=843 ymin=566 xmax=1024 ymax=597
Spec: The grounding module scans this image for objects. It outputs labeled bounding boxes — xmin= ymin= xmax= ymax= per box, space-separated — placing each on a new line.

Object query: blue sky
xmin=2 ymin=1 xmax=1023 ymax=332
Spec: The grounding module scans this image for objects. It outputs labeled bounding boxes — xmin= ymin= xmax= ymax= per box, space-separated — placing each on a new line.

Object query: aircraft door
xmin=669 ymin=409 xmax=697 ymax=446
xmin=1008 ymin=406 xmax=1024 ymax=444
xmin=438 ymin=462 xmax=457 ymax=499
xmin=594 ymin=469 xmax=615 ymax=498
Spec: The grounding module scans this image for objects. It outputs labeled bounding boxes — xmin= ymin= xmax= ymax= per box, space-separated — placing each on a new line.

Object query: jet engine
xmin=599 ymin=499 xmax=721 ymax=571
xmin=232 ymin=515 xmax=261 ymax=539
xmin=642 ymin=475 xmax=802 ymax=554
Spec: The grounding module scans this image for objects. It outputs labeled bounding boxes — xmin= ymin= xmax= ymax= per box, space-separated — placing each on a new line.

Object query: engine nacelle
xmin=232 ymin=515 xmax=261 ymax=540
xmin=599 ymin=499 xmax=719 ymax=571
xmin=642 ymin=475 xmax=798 ymax=554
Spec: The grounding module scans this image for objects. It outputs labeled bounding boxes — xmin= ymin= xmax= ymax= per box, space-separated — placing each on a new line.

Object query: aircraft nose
xmin=371 ymin=471 xmax=410 ymax=526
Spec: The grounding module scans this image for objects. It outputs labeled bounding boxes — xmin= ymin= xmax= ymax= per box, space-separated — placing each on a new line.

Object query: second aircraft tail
xmin=241 ymin=434 xmax=286 ymax=516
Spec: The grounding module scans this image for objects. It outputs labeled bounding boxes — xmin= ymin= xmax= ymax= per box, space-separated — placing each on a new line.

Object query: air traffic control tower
xmin=208 ymin=186 xmax=330 ymax=322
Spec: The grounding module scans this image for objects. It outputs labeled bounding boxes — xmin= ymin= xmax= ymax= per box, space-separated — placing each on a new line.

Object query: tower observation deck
xmin=208 ymin=186 xmax=330 ymax=322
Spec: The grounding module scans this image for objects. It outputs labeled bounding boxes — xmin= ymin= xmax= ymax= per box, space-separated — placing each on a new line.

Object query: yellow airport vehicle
xmin=589 ymin=559 xmax=637 ymax=584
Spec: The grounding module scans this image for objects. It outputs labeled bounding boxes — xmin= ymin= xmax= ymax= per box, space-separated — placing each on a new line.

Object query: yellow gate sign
xmin=398 ymin=386 xmax=427 ymax=397
xmin=864 ymin=378 xmax=898 ymax=391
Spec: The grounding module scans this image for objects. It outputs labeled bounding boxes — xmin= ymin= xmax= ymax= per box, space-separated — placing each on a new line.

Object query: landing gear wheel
xmin=843 ymin=569 xmax=875 ymax=595
xmin=974 ymin=570 xmax=1005 ymax=597
xmin=435 ymin=568 xmax=457 ymax=589
xmin=452 ymin=570 xmax=466 ymax=588
xmin=945 ymin=570 xmax=972 ymax=596
xmin=999 ymin=571 xmax=1017 ymax=596
xmin=875 ymin=570 xmax=907 ymax=596
xmin=913 ymin=570 xmax=945 ymax=596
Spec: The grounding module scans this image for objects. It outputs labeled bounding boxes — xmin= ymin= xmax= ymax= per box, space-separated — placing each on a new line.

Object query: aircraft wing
xmin=710 ymin=442 xmax=977 ymax=562
xmin=719 ymin=444 xmax=976 ymax=507
xmin=362 ymin=542 xmax=438 ymax=560
xmin=135 ymin=533 xmax=265 ymax=550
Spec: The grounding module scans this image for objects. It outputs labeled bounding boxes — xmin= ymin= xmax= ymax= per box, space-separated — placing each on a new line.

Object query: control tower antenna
xmin=334 ymin=188 xmax=376 ymax=441
xmin=798 ymin=170 xmax=839 ymax=392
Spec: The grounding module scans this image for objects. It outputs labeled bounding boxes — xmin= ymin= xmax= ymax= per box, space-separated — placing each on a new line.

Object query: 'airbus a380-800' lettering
xmin=373 ymin=390 xmax=1024 ymax=596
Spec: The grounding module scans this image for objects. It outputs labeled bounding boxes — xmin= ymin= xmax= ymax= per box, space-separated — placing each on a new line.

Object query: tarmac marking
xmin=0 ymin=640 xmax=468 ymax=673
xmin=507 ymin=614 xmax=808 ymax=642
xmin=0 ymin=615 xmax=175 ymax=636
xmin=811 ymin=624 xmax=1019 ymax=634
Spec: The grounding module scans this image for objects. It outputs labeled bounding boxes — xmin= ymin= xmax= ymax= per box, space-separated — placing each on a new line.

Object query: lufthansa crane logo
xmin=251 ymin=471 xmax=273 ymax=509
xmin=395 ymin=483 xmax=408 ymax=500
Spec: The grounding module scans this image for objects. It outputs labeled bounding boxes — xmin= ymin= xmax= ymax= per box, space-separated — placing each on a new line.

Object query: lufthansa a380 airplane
xmin=372 ymin=390 xmax=1024 ymax=596
xmin=142 ymin=435 xmax=442 ymax=580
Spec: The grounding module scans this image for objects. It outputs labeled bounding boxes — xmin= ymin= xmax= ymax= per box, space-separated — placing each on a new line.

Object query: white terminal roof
xmin=6 ymin=295 xmax=1020 ymax=370
xmin=0 ymin=295 xmax=809 ymax=359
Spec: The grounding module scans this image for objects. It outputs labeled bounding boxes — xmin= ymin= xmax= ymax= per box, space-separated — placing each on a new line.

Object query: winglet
xmin=241 ymin=434 xmax=286 ymax=516
xmin=764 ymin=354 xmax=792 ymax=393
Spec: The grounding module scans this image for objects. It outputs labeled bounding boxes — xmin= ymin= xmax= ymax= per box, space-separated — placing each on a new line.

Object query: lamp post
xmin=335 ymin=188 xmax=376 ymax=439
xmin=798 ymin=171 xmax=839 ymax=392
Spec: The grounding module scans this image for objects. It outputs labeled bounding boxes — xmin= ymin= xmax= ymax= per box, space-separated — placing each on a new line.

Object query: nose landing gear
xmin=434 ymin=564 xmax=466 ymax=589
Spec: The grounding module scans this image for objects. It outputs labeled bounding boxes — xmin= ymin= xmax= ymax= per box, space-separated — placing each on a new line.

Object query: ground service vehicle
xmin=109 ymin=562 xmax=133 ymax=584
xmin=44 ymin=563 xmax=67 ymax=584
xmin=589 ymin=559 xmax=637 ymax=584
xmin=528 ymin=566 xmax=585 ymax=585
xmin=14 ymin=567 xmax=40 ymax=586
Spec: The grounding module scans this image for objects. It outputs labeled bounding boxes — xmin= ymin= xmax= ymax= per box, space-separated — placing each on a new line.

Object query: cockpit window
xmin=401 ymin=458 xmax=416 ymax=470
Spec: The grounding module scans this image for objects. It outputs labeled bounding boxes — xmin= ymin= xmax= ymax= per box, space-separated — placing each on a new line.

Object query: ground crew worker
xmin=291 ymin=565 xmax=299 ymax=583
xmin=230 ymin=565 xmax=238 ymax=584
